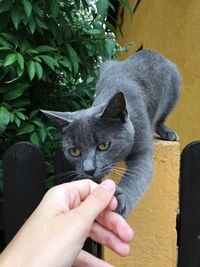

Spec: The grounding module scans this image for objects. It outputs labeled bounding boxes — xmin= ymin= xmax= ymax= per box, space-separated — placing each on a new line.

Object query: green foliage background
xmin=0 ymin=0 xmax=132 ymax=190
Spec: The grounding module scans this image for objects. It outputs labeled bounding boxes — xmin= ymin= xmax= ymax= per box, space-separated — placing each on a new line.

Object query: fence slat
xmin=54 ymin=148 xmax=77 ymax=184
xmin=3 ymin=142 xmax=45 ymax=244
xmin=178 ymin=141 xmax=200 ymax=267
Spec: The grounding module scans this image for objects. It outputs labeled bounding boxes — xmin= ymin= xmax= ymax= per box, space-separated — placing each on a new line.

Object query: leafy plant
xmin=0 ymin=0 xmax=132 ymax=188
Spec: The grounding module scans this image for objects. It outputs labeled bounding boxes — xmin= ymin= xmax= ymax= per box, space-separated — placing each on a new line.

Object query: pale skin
xmin=0 ymin=179 xmax=134 ymax=267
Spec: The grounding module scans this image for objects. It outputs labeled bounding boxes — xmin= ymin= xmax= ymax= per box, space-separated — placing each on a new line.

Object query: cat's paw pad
xmin=114 ymin=187 xmax=128 ymax=218
xmin=156 ymin=124 xmax=179 ymax=141
xmin=160 ymin=129 xmax=179 ymax=141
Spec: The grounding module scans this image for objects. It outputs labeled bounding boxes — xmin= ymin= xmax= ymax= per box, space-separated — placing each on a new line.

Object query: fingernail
xmin=100 ymin=179 xmax=115 ymax=191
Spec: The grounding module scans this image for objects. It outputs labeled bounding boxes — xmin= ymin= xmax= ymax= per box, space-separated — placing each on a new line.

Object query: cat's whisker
xmin=111 ymin=168 xmax=135 ymax=177
xmin=112 ymin=166 xmax=127 ymax=171
xmin=110 ymin=171 xmax=137 ymax=189
xmin=112 ymin=165 xmax=131 ymax=172
xmin=55 ymin=170 xmax=83 ymax=184
xmin=67 ymin=172 xmax=83 ymax=182
xmin=55 ymin=170 xmax=76 ymax=177
xmin=112 ymin=168 xmax=137 ymax=177
xmin=54 ymin=170 xmax=77 ymax=178
xmin=71 ymin=176 xmax=81 ymax=182
xmin=61 ymin=175 xmax=82 ymax=182
xmin=55 ymin=172 xmax=77 ymax=182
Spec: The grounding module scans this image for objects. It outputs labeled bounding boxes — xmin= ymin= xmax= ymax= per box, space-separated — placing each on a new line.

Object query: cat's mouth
xmin=86 ymin=174 xmax=104 ymax=184
xmin=81 ymin=166 xmax=113 ymax=183
xmin=93 ymin=177 xmax=102 ymax=184
xmin=84 ymin=173 xmax=109 ymax=184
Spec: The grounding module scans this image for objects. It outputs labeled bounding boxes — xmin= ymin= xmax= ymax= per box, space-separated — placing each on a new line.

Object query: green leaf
xmin=1 ymin=33 xmax=19 ymax=46
xmin=40 ymin=55 xmax=58 ymax=71
xmin=66 ymin=45 xmax=79 ymax=75
xmin=30 ymin=109 xmax=39 ymax=118
xmin=32 ymin=2 xmax=43 ymax=17
xmin=21 ymin=40 xmax=31 ymax=52
xmin=14 ymin=111 xmax=27 ymax=120
xmin=4 ymin=68 xmax=24 ymax=84
xmin=74 ymin=0 xmax=80 ymax=9
xmin=30 ymin=132 xmax=41 ymax=146
xmin=0 ymin=85 xmax=12 ymax=93
xmin=105 ymin=21 xmax=116 ymax=34
xmin=12 ymin=99 xmax=30 ymax=108
xmin=25 ymin=48 xmax=39 ymax=55
xmin=14 ymin=116 xmax=21 ymax=127
xmin=10 ymin=112 xmax=14 ymax=123
xmin=51 ymin=0 xmax=60 ymax=18
xmin=32 ymin=56 xmax=42 ymax=63
xmin=11 ymin=6 xmax=22 ymax=29
xmin=83 ymin=28 xmax=102 ymax=35
xmin=81 ymin=0 xmax=89 ymax=9
xmin=3 ymin=83 xmax=29 ymax=101
xmin=17 ymin=53 xmax=25 ymax=70
xmin=0 ymin=37 xmax=12 ymax=48
xmin=22 ymin=0 xmax=32 ymax=18
xmin=0 ymin=0 xmax=12 ymax=14
xmin=105 ymin=39 xmax=116 ymax=58
xmin=85 ymin=42 xmax=96 ymax=56
xmin=35 ymin=17 xmax=48 ymax=30
xmin=27 ymin=60 xmax=36 ymax=80
xmin=35 ymin=62 xmax=43 ymax=79
xmin=32 ymin=118 xmax=45 ymax=128
xmin=3 ymin=53 xmax=17 ymax=67
xmin=0 ymin=47 xmax=12 ymax=51
xmin=16 ymin=124 xmax=35 ymax=135
xmin=0 ymin=106 xmax=10 ymax=134
xmin=16 ymin=65 xmax=24 ymax=77
xmin=86 ymin=76 xmax=95 ymax=85
xmin=38 ymin=127 xmax=47 ymax=142
xmin=119 ymin=0 xmax=133 ymax=15
xmin=59 ymin=57 xmax=72 ymax=71
xmin=28 ymin=16 xmax=36 ymax=34
xmin=96 ymin=0 xmax=109 ymax=21
xmin=36 ymin=45 xmax=57 ymax=53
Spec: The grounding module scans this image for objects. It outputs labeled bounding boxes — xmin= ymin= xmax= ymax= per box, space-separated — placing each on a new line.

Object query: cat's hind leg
xmin=155 ymin=64 xmax=180 ymax=141
xmin=155 ymin=121 xmax=179 ymax=141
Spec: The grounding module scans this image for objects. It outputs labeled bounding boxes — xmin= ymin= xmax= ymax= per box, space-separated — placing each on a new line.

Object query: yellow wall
xmin=103 ymin=141 xmax=180 ymax=267
xmin=117 ymin=0 xmax=200 ymax=148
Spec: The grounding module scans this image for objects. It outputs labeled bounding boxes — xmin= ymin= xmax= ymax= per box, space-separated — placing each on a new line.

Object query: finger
xmin=89 ymin=221 xmax=130 ymax=257
xmin=73 ymin=180 xmax=116 ymax=226
xmin=72 ymin=250 xmax=114 ymax=267
xmin=106 ymin=195 xmax=118 ymax=211
xmin=45 ymin=179 xmax=114 ymax=215
xmin=42 ymin=179 xmax=100 ymax=215
xmin=96 ymin=210 xmax=134 ymax=243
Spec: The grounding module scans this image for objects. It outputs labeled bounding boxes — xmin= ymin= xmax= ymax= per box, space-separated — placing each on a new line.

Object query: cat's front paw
xmin=115 ymin=186 xmax=129 ymax=218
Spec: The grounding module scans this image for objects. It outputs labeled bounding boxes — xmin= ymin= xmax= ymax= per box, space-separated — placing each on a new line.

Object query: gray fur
xmin=41 ymin=49 xmax=181 ymax=218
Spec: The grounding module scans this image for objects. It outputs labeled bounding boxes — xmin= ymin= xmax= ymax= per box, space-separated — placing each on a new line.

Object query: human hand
xmin=0 ymin=179 xmax=133 ymax=267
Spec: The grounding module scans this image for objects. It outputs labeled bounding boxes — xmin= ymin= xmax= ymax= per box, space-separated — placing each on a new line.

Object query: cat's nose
xmin=84 ymin=168 xmax=96 ymax=177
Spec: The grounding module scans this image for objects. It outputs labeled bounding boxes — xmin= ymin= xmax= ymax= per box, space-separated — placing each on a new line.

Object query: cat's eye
xmin=69 ymin=147 xmax=81 ymax=157
xmin=97 ymin=142 xmax=110 ymax=151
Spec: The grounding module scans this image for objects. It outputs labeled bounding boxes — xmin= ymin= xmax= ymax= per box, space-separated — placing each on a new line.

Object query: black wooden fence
xmin=1 ymin=141 xmax=200 ymax=266
xmin=0 ymin=141 xmax=100 ymax=256
xmin=177 ymin=141 xmax=200 ymax=267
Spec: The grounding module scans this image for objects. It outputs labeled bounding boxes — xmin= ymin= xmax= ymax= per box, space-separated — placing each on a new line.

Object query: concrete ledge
xmin=103 ymin=140 xmax=180 ymax=267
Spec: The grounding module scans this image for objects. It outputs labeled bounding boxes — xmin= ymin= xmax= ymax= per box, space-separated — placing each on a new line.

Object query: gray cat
xmin=41 ymin=49 xmax=181 ymax=218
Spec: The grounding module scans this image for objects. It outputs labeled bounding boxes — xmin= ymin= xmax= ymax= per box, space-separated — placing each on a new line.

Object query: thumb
xmin=74 ymin=179 xmax=116 ymax=224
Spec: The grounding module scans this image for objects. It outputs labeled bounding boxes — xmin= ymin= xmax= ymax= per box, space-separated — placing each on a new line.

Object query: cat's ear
xmin=40 ymin=109 xmax=73 ymax=129
xmin=100 ymin=91 xmax=128 ymax=122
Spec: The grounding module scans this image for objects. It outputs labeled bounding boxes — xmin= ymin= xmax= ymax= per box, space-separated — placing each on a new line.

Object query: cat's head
xmin=41 ymin=92 xmax=134 ymax=181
